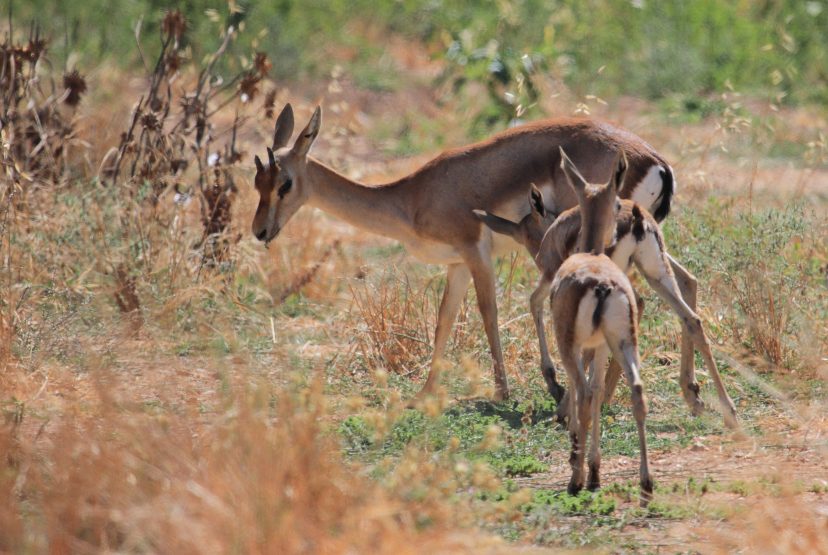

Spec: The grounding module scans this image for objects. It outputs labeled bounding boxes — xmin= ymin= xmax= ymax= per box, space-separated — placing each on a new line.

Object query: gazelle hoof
xmin=554 ymin=405 xmax=569 ymax=426
xmin=587 ymin=464 xmax=600 ymax=491
xmin=406 ymin=385 xmax=436 ymax=409
xmin=547 ymin=380 xmax=566 ymax=404
xmin=639 ymin=477 xmax=654 ymax=507
xmin=493 ymin=387 xmax=510 ymax=402
xmin=567 ymin=479 xmax=583 ymax=496
xmin=723 ymin=408 xmax=739 ymax=430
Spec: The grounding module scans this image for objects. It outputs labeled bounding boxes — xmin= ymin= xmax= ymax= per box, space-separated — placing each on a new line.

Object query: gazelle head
xmin=472 ymin=184 xmax=556 ymax=258
xmin=252 ymin=104 xmax=321 ymax=244
xmin=559 ymin=146 xmax=627 ymax=255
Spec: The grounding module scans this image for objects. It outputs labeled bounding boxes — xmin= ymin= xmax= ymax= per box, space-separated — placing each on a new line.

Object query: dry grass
xmin=0 ymin=369 xmax=483 ymax=553
xmin=349 ymin=271 xmax=434 ymax=376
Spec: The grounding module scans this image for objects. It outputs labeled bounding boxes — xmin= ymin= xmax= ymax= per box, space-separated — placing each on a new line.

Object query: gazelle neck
xmin=577 ymin=228 xmax=604 ymax=256
xmin=304 ymin=158 xmax=415 ymax=242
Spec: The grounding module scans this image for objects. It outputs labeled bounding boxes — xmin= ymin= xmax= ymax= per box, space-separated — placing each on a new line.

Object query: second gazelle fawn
xmin=549 ymin=148 xmax=652 ymax=501
xmin=474 ymin=163 xmax=738 ymax=428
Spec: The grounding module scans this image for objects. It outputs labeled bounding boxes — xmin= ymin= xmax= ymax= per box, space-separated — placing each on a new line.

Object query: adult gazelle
xmin=251 ymin=103 xmax=675 ymax=402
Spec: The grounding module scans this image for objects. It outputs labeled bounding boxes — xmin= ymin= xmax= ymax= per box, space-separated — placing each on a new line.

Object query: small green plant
xmin=499 ymin=455 xmax=546 ymax=477
xmin=440 ymin=33 xmax=545 ymax=136
xmin=529 ymin=489 xmax=617 ymax=516
xmin=339 ymin=415 xmax=375 ymax=453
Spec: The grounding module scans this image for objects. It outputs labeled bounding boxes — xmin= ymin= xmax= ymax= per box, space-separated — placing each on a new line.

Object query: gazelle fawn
xmin=252 ymin=104 xmax=675 ymax=402
xmin=474 ymin=169 xmax=738 ymax=429
xmin=549 ymin=148 xmax=652 ymax=502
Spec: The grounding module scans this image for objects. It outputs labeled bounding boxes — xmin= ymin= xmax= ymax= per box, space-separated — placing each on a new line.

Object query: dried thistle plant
xmin=0 ymin=28 xmax=86 ymax=186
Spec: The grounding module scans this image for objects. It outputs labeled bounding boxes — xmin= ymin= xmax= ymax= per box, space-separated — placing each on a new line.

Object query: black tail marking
xmin=631 ymin=204 xmax=646 ymax=241
xmin=592 ymin=284 xmax=612 ymax=329
xmin=653 ymin=167 xmax=674 ymax=222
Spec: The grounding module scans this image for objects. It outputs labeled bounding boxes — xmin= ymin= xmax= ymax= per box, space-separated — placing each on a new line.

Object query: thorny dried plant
xmin=0 ymin=25 xmax=86 ymax=189
xmin=68 ymin=8 xmax=290 ymax=331
xmin=0 ymin=23 xmax=90 ymax=369
xmin=106 ymin=10 xmax=277 ymax=268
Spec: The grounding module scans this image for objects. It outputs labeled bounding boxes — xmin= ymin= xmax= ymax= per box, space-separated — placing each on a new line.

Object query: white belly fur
xmin=405 ymin=238 xmax=464 ymax=265
xmin=402 ymin=229 xmax=520 ymax=265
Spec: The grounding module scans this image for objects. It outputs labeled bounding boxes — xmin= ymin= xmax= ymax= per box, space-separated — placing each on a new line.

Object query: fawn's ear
xmin=611 ymin=149 xmax=628 ymax=194
xmin=272 ymin=103 xmax=295 ymax=149
xmin=473 ymin=209 xmax=520 ymax=239
xmin=292 ymin=106 xmax=321 ymax=158
xmin=529 ymin=183 xmax=546 ymax=218
xmin=559 ymin=146 xmax=588 ymax=197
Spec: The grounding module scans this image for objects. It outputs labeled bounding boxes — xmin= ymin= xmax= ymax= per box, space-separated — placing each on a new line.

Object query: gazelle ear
xmin=292 ymin=105 xmax=321 ymax=158
xmin=473 ymin=209 xmax=520 ymax=239
xmin=611 ymin=149 xmax=628 ymax=193
xmin=529 ymin=184 xmax=546 ymax=218
xmin=272 ymin=103 xmax=295 ymax=149
xmin=559 ymin=146 xmax=588 ymax=196
xmin=254 ymin=155 xmax=265 ymax=172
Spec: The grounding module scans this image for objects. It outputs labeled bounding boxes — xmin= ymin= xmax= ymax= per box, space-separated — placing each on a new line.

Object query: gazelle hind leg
xmin=643 ymin=272 xmax=738 ymax=428
xmin=531 ymin=273 xmax=565 ymax=402
xmin=587 ymin=345 xmax=609 ymax=491
xmin=604 ymin=290 xmax=644 ymax=405
xmin=575 ymin=376 xmax=592 ymax=495
xmin=607 ymin=335 xmax=652 ymax=506
xmin=464 ymin=249 xmax=510 ymax=401
xmin=414 ymin=263 xmax=471 ymax=404
xmin=558 ymin=344 xmax=587 ymax=495
xmin=556 ymin=349 xmax=594 ymax=424
xmin=667 ymin=254 xmax=705 ymax=415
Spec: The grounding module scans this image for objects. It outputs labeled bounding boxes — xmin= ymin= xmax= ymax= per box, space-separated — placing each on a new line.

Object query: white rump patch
xmin=630 ymin=165 xmax=664 ymax=215
xmin=601 ymin=291 xmax=634 ymax=338
xmin=574 ymin=294 xmax=602 ymax=349
xmin=574 ymin=288 xmax=633 ymax=350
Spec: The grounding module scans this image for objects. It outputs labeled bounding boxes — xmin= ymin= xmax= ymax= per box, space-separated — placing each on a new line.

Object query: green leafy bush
xmin=14 ymin=0 xmax=828 ymax=104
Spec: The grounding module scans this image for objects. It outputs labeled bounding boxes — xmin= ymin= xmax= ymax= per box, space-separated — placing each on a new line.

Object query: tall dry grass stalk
xmin=349 ymin=271 xmax=435 ymax=376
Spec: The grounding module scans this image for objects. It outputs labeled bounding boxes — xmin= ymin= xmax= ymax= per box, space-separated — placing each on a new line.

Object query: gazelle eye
xmin=278 ymin=179 xmax=293 ymax=198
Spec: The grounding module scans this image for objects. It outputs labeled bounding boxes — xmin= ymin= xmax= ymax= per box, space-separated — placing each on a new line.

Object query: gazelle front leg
xmin=530 ymin=272 xmax=565 ymax=402
xmin=643 ymin=271 xmax=738 ymax=428
xmin=667 ymin=254 xmax=705 ymax=415
xmin=414 ymin=263 xmax=471 ymax=402
xmin=463 ymin=248 xmax=509 ymax=401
